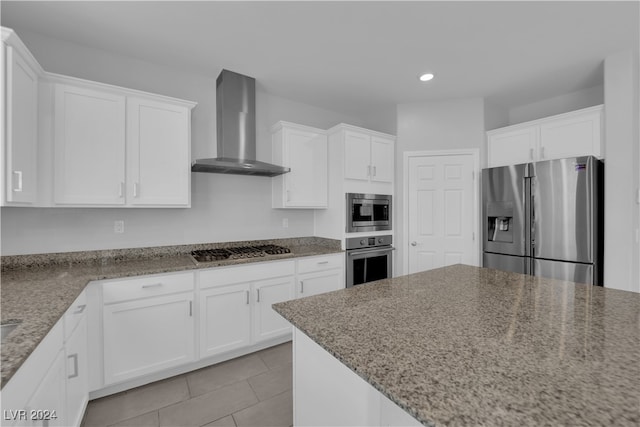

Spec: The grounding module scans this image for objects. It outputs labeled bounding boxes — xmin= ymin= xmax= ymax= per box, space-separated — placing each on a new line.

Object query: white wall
xmin=0 ymin=29 xmax=370 ymax=255
xmin=395 ymin=98 xmax=485 ymax=275
xmin=483 ymin=101 xmax=509 ymax=135
xmin=603 ymin=50 xmax=640 ymax=293
xmin=507 ymin=85 xmax=604 ymax=125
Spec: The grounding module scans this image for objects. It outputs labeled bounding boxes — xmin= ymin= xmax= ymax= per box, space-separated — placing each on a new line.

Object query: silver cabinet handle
xmin=73 ymin=304 xmax=86 ymax=315
xmin=286 ymin=190 xmax=291 ymax=202
xmin=529 ymin=148 xmax=534 ymax=160
xmin=540 ymin=146 xmax=545 ymax=159
xmin=300 ymin=281 xmax=304 ymax=294
xmin=373 ymin=166 xmax=377 ymax=176
xmin=67 ymin=353 xmax=79 ymax=379
xmin=119 ymin=182 xmax=125 ymax=198
xmin=411 ymin=241 xmax=417 ymax=246
xmin=256 ymin=289 xmax=260 ymax=303
xmin=142 ymin=283 xmax=163 ymax=289
xmin=12 ymin=171 xmax=23 ymax=192
xmin=246 ymin=290 xmax=250 ymax=305
xmin=367 ymin=165 xmax=371 ymax=176
xmin=133 ymin=182 xmax=139 ymax=198
xmin=189 ymin=301 xmax=193 ymax=317
xmin=317 ymin=261 xmax=329 ymax=265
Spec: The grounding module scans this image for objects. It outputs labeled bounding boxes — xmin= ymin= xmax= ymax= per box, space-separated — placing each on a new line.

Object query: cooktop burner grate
xmin=191 ymin=245 xmax=291 ymax=263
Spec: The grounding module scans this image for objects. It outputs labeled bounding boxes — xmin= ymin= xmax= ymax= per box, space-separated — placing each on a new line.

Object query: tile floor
xmin=82 ymin=342 xmax=293 ymax=427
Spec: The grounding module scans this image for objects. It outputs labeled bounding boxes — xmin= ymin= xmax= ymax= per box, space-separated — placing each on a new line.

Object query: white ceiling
xmin=1 ymin=1 xmax=638 ymax=119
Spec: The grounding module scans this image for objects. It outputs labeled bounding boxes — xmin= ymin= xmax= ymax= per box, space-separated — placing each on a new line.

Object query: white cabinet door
xmin=344 ymin=130 xmax=371 ymax=181
xmin=272 ymin=122 xmax=328 ymax=209
xmin=0 ymin=323 xmax=64 ymax=427
xmin=200 ymin=283 xmax=252 ymax=358
xmin=487 ymin=106 xmax=603 ymax=167
xmin=253 ymin=276 xmax=294 ymax=342
xmin=127 ymin=97 xmax=191 ymax=206
xmin=3 ymin=45 xmax=38 ymax=205
xmin=25 ymin=349 xmax=67 ymax=427
xmin=370 ymin=136 xmax=394 ymax=183
xmin=297 ymin=269 xmax=344 ymax=298
xmin=65 ymin=315 xmax=88 ymax=427
xmin=283 ymin=127 xmax=328 ymax=208
xmin=539 ymin=109 xmax=602 ymax=161
xmin=54 ymin=84 xmax=126 ymax=205
xmin=487 ymin=126 xmax=538 ymax=168
xmin=103 ymin=292 xmax=195 ymax=384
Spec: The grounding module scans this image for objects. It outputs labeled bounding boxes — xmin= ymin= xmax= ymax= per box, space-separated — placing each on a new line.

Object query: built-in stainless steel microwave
xmin=346 ymin=193 xmax=392 ymax=232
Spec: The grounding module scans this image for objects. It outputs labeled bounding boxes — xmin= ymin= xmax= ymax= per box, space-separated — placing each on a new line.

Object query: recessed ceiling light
xmin=419 ymin=73 xmax=435 ymax=82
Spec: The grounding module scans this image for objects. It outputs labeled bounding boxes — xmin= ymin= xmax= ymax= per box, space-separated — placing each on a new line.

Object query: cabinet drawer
xmin=297 ymin=254 xmax=343 ymax=274
xmin=200 ymin=260 xmax=295 ymax=289
xmin=64 ymin=290 xmax=87 ymax=340
xmin=102 ymin=272 xmax=194 ymax=304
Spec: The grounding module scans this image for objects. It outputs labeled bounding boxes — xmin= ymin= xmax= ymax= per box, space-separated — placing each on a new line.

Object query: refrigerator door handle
xmin=524 ymin=176 xmax=532 ymax=257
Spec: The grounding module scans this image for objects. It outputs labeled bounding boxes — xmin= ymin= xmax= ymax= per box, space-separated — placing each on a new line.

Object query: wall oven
xmin=346 ymin=193 xmax=392 ymax=233
xmin=346 ymin=235 xmax=393 ymax=287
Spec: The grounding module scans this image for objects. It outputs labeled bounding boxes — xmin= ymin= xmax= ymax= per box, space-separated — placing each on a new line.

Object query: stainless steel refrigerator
xmin=482 ymin=156 xmax=604 ymax=285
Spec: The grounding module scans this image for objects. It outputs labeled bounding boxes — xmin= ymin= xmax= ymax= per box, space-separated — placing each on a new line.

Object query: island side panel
xmin=293 ymin=328 xmax=421 ymax=427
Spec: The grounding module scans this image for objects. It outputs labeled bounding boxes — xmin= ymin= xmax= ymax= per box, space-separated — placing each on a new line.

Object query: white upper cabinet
xmin=328 ymin=124 xmax=395 ymax=193
xmin=52 ymin=79 xmax=195 ymax=207
xmin=370 ymin=136 xmax=394 ymax=183
xmin=126 ymin=97 xmax=191 ymax=206
xmin=343 ymin=130 xmax=394 ymax=184
xmin=1 ymin=28 xmax=42 ymax=206
xmin=487 ymin=105 xmax=603 ymax=168
xmin=54 ymin=84 xmax=127 ymax=205
xmin=272 ymin=121 xmax=328 ymax=209
xmin=487 ymin=126 xmax=538 ymax=167
xmin=1 ymin=26 xmax=196 ymax=208
xmin=344 ymin=130 xmax=371 ymax=181
xmin=538 ymin=107 xmax=602 ymax=160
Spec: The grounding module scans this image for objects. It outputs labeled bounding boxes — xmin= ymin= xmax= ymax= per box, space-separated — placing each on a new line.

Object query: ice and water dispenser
xmin=487 ymin=202 xmax=514 ymax=243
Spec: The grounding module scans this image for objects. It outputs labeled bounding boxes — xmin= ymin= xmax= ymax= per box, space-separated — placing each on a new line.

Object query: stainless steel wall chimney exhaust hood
xmin=191 ymin=69 xmax=291 ymax=177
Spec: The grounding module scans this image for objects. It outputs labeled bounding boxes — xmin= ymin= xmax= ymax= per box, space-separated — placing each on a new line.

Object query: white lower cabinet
xmin=297 ymin=253 xmax=344 ymax=298
xmin=1 ymin=253 xmax=344 ymax=425
xmin=0 ymin=294 xmax=92 ymax=427
xmin=62 ymin=291 xmax=89 ymax=427
xmin=26 ymin=349 xmax=67 ymax=427
xmin=199 ymin=260 xmax=296 ymax=359
xmin=101 ymin=271 xmax=196 ymax=385
xmin=297 ymin=269 xmax=343 ymax=298
xmin=103 ymin=291 xmax=195 ymax=385
xmin=253 ymin=276 xmax=295 ymax=342
xmin=65 ymin=316 xmax=88 ymax=427
xmin=199 ymin=283 xmax=252 ymax=358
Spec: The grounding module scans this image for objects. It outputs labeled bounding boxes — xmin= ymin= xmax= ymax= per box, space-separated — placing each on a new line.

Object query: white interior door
xmin=407 ymin=153 xmax=477 ymax=274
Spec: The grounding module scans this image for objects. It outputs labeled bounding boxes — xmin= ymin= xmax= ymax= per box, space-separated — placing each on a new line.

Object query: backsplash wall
xmin=0 ymin=29 xmax=371 ymax=255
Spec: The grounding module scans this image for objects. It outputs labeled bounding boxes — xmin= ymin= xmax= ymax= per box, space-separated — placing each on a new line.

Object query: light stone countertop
xmin=273 ymin=264 xmax=640 ymax=427
xmin=0 ymin=237 xmax=342 ymax=388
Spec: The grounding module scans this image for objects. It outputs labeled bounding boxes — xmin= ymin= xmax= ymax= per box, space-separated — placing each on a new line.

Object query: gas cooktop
xmin=191 ymin=245 xmax=291 ymax=263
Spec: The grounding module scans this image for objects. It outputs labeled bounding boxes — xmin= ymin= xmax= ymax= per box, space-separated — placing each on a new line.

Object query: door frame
xmin=402 ymin=149 xmax=480 ymax=274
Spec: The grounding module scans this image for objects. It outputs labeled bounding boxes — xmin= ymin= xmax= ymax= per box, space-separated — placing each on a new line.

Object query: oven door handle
xmin=347 ymin=246 xmax=395 ymax=257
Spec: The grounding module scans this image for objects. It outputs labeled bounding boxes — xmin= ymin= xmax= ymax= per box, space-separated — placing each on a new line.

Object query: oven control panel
xmin=346 ymin=235 xmax=393 ymax=250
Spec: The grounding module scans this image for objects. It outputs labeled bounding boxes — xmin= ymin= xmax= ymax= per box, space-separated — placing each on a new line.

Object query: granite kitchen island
xmin=273 ymin=264 xmax=640 ymax=426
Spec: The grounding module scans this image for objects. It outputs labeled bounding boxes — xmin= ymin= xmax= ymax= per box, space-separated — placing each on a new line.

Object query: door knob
xmin=411 ymin=241 xmax=417 ymax=246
